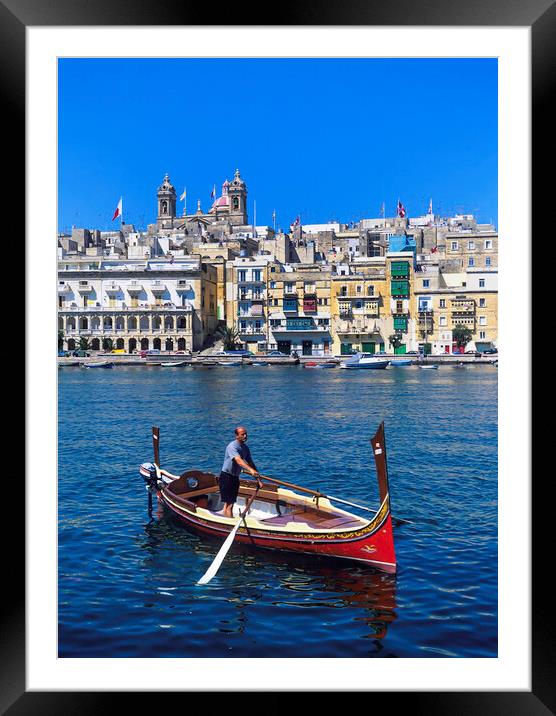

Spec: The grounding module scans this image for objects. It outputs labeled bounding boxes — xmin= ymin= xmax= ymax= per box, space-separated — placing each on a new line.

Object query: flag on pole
xmin=396 ymin=199 xmax=406 ymax=218
xmin=112 ymin=197 xmax=122 ymax=221
xmin=428 ymin=198 xmax=433 ymax=215
xmin=180 ymin=188 xmax=187 ymax=201
xmin=380 ymin=202 xmax=385 ymax=218
xmin=272 ymin=209 xmax=276 ymax=221
xmin=210 ymin=184 xmax=216 ymax=199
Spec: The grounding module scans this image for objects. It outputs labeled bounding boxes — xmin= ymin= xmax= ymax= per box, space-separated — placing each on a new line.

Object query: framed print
xmin=8 ymin=0 xmax=553 ymax=710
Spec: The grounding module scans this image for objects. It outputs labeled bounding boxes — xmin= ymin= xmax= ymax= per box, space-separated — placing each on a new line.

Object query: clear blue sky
xmin=58 ymin=58 xmax=497 ymax=232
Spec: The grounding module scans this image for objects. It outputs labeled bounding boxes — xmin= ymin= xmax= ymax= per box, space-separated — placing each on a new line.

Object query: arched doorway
xmin=165 ymin=339 xmax=173 ymax=351
xmin=116 ymin=338 xmax=125 ymax=349
xmin=91 ymin=338 xmax=100 ymax=351
xmin=177 ymin=338 xmax=186 ymax=351
xmin=140 ymin=338 xmax=149 ymax=350
xmin=67 ymin=338 xmax=76 ymax=350
xmin=153 ymin=338 xmax=161 ymax=350
xmin=129 ymin=338 xmax=137 ymax=353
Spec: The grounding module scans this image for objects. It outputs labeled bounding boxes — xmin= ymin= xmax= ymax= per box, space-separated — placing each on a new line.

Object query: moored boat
xmin=160 ymin=360 xmax=189 ymax=367
xmin=340 ymin=353 xmax=389 ymax=370
xmin=389 ymin=359 xmax=412 ymax=366
xmin=418 ymin=364 xmax=439 ymax=370
xmin=140 ymin=423 xmax=397 ymax=573
xmin=83 ymin=361 xmax=114 ymax=369
xmin=218 ymin=360 xmax=242 ymax=367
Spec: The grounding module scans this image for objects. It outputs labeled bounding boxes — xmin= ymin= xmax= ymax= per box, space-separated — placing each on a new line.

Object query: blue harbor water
xmin=58 ymin=364 xmax=497 ymax=658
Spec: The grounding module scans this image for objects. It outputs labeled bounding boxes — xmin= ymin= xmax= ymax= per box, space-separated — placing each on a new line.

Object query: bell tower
xmin=227 ymin=168 xmax=248 ymax=226
xmin=157 ymin=174 xmax=177 ymax=228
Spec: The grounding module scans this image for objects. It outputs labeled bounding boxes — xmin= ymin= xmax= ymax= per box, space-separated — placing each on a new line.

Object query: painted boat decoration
xmin=140 ymin=422 xmax=398 ymax=574
xmin=83 ymin=361 xmax=114 ymax=369
xmin=340 ymin=353 xmax=390 ymax=370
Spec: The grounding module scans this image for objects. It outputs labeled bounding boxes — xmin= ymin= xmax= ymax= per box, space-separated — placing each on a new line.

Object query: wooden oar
xmin=197 ymin=487 xmax=260 ymax=585
xmin=248 ymin=471 xmax=412 ymax=525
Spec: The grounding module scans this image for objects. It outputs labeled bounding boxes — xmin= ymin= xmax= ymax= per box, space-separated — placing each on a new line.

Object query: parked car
xmin=111 ymin=349 xmax=126 ymax=354
xmin=58 ymin=350 xmax=71 ymax=357
xmin=174 ymin=350 xmax=191 ymax=355
xmin=406 ymin=351 xmax=419 ymax=355
xmin=224 ymin=349 xmax=254 ymax=357
xmin=482 ymin=348 xmax=498 ymax=354
xmin=374 ymin=351 xmax=388 ymax=356
xmin=465 ymin=350 xmax=481 ymax=356
xmin=140 ymin=349 xmax=161 ymax=358
xmin=264 ymin=350 xmax=289 ymax=357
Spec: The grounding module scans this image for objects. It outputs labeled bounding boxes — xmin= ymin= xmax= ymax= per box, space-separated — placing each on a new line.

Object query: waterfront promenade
xmin=58 ymin=352 xmax=498 ymax=367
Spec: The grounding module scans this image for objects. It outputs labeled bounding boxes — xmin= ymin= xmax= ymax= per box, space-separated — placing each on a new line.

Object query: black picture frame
xmin=10 ymin=0 xmax=551 ymax=711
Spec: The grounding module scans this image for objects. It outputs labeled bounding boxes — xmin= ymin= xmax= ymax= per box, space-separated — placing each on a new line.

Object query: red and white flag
xmin=397 ymin=199 xmax=406 ymax=218
xmin=112 ymin=197 xmax=123 ymax=221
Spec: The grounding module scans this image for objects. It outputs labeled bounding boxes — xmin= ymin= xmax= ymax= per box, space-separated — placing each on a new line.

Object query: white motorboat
xmin=340 ymin=353 xmax=390 ymax=370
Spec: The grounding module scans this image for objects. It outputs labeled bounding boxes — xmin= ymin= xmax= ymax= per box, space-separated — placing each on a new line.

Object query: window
xmin=396 ymin=300 xmax=403 ymax=313
xmin=479 ymin=316 xmax=487 ymax=326
xmin=485 ymin=240 xmax=492 ymax=250
xmin=440 ymin=316 xmax=447 ymax=326
xmin=240 ymin=321 xmax=247 ymax=330
xmin=468 ymin=258 xmax=475 ymax=267
xmin=479 ymin=298 xmax=486 ymax=307
xmin=355 ymin=300 xmax=363 ymax=309
xmin=367 ymin=285 xmax=374 ymax=296
xmin=468 ymin=241 xmax=475 ymax=250
xmin=269 ymin=281 xmax=276 ymax=289
xmin=451 ymin=241 xmax=458 ymax=251
xmin=485 ymin=257 xmax=491 ymax=267
xmin=423 ymin=279 xmax=430 ymax=288
xmin=238 ymin=270 xmax=247 ymax=282
xmin=356 ymin=285 xmax=362 ymax=293
xmin=479 ymin=331 xmax=486 ymax=339
xmin=285 ymin=282 xmax=294 ymax=293
xmin=253 ymin=270 xmax=261 ymax=282
xmin=479 ymin=279 xmax=485 ymax=288
xmin=439 ymin=299 xmax=446 ymax=308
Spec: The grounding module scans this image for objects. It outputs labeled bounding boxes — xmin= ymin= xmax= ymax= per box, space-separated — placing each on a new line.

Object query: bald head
xmin=235 ymin=426 xmax=248 ymax=442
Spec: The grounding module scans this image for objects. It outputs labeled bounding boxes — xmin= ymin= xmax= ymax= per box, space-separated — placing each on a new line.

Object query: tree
xmin=77 ymin=336 xmax=92 ymax=351
xmin=216 ymin=323 xmax=241 ymax=350
xmin=452 ymin=324 xmax=473 ymax=349
xmin=102 ymin=337 xmax=114 ymax=352
xmin=58 ymin=330 xmax=65 ymax=350
xmin=389 ymin=333 xmax=403 ymax=351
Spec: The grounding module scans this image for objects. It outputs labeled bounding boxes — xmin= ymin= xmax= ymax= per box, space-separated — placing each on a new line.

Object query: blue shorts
xmin=218 ymin=471 xmax=239 ymax=504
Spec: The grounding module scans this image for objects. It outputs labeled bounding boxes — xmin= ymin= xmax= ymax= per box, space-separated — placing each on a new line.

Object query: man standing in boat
xmin=219 ymin=426 xmax=262 ymax=518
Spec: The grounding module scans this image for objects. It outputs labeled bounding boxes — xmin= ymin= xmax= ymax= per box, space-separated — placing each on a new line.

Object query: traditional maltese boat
xmin=139 ymin=422 xmax=397 ymax=573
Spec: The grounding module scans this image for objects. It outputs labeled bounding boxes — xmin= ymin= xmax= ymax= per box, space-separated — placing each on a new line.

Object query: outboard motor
xmin=139 ymin=462 xmax=159 ymax=490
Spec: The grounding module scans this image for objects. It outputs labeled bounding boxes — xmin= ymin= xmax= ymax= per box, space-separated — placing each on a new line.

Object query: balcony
xmin=127 ymin=282 xmax=143 ymax=293
xmin=77 ymin=282 xmax=94 ymax=293
xmin=176 ymin=281 xmax=191 ymax=291
xmin=105 ymin=283 xmax=120 ymax=293
xmin=151 ymin=282 xmax=166 ymax=293
xmin=336 ymin=324 xmax=376 ymax=335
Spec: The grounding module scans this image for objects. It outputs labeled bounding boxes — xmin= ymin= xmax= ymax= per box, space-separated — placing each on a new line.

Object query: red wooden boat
xmin=139 ymin=422 xmax=397 ymax=573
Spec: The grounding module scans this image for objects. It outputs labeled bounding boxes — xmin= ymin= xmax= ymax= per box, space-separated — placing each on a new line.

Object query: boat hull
xmin=155 ymin=484 xmax=396 ymax=573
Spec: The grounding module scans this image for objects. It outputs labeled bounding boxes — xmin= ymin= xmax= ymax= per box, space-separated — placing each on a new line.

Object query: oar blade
xmin=197 ymin=520 xmax=241 ymax=585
